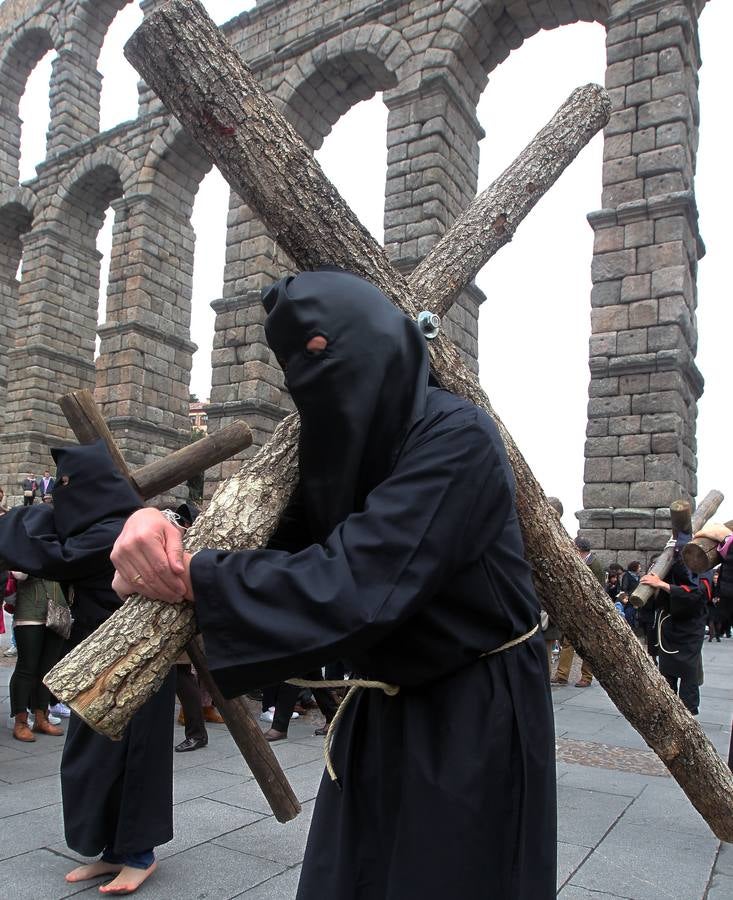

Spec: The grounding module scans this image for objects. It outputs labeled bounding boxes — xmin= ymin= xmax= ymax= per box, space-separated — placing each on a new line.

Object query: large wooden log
xmin=48 ymin=391 xmax=300 ymax=823
xmin=630 ymin=491 xmax=723 ymax=609
xmin=683 ymin=519 xmax=733 ymax=574
xmin=49 ymin=0 xmax=733 ymax=841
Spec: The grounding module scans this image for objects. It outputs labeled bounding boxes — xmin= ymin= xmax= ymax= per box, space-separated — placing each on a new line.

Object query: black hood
xmin=262 ymin=269 xmax=430 ymax=542
xmin=176 ymin=502 xmax=200 ymax=527
xmin=50 ymin=440 xmax=142 ymax=540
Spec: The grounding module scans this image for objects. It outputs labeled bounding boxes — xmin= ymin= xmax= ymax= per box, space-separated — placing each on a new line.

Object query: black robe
xmin=192 ymin=387 xmax=557 ymax=899
xmin=653 ymin=557 xmax=707 ymax=682
xmin=0 ymin=443 xmax=174 ymax=856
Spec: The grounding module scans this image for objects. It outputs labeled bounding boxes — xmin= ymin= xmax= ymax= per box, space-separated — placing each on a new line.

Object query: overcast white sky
xmin=15 ymin=0 xmax=731 ymax=532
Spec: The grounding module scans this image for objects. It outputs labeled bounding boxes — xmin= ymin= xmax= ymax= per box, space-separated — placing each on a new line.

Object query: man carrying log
xmin=0 ymin=441 xmax=173 ymax=895
xmin=111 ymin=269 xmax=557 ymax=900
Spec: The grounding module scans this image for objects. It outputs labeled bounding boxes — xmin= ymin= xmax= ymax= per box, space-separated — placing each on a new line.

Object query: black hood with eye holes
xmin=262 ymin=269 xmax=430 ymax=543
xmin=51 ymin=440 xmax=142 ymax=540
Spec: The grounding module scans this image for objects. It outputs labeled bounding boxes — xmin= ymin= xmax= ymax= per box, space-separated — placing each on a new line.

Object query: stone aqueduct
xmin=0 ymin=0 xmax=709 ymax=565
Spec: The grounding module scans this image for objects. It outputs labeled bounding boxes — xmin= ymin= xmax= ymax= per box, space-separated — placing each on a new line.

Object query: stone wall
xmin=0 ymin=0 xmax=711 ymax=564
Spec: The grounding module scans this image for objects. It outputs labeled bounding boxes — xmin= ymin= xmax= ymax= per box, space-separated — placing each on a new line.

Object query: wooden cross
xmin=47 ymin=0 xmax=733 ymax=840
xmin=57 ymin=389 xmax=300 ymax=823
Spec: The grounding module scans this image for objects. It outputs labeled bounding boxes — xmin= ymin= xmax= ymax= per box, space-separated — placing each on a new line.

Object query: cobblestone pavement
xmin=0 ymin=633 xmax=731 ymax=899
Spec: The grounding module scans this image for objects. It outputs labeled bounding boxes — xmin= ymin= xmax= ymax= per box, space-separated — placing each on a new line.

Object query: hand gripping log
xmin=45 ymin=390 xmax=301 ymax=823
xmin=49 ymin=0 xmax=733 ymax=840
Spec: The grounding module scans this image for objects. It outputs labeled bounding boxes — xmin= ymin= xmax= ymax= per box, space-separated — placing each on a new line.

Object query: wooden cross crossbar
xmin=53 ymin=389 xmax=301 ymax=823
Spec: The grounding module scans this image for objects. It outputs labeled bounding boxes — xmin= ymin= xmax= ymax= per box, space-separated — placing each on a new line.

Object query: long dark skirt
xmin=297 ymin=632 xmax=556 ymax=900
xmin=60 ymin=669 xmax=175 ymax=857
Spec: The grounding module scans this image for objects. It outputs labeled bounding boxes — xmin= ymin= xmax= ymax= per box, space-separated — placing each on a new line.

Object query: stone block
xmin=612 ymin=455 xmax=644 ymax=482
xmin=606 ymin=60 xmax=634 ymax=88
xmin=591 ymin=305 xmax=629 ymax=332
xmin=585 ymin=436 xmax=620 ymax=457
xmin=644 ymin=453 xmax=683 ymax=482
xmin=583 ymin=482 xmax=630 ymax=508
xmin=607 ymin=38 xmax=642 ymax=64
xmin=638 ymin=95 xmax=692 ymax=130
xmin=619 ymin=374 xmax=650 ymax=394
xmin=617 ymin=329 xmax=648 ymax=355
xmin=620 ymin=274 xmax=650 ymax=302
xmin=594 ymin=226 xmax=625 ymax=254
xmin=628 ymin=299 xmax=658 ymax=328
xmin=606 ymin=528 xmax=637 ymax=550
xmin=588 ymin=395 xmax=631 ymax=418
xmin=637 ymin=145 xmax=689 ymax=178
xmin=645 ymin=172 xmax=689 ymax=196
xmin=588 ymin=377 xmax=620 ymax=398
xmin=626 ymin=79 xmax=651 ymax=106
xmin=603 ymin=132 xmax=632 ymax=161
xmin=629 ymin=481 xmax=683 ymax=508
xmin=634 ymin=53 xmax=659 ymax=80
xmin=637 ymin=240 xmax=687 ymax=273
xmin=606 ymin=108 xmax=637 ymax=135
xmin=632 ymin=390 xmax=685 ymax=416
xmin=635 ymin=528 xmax=672 ymax=550
xmin=651 ymin=265 xmax=691 ymax=299
xmin=591 ymin=250 xmax=636 ymax=283
xmin=658 ymin=295 xmax=691 ymax=327
xmin=614 ymin=507 xmax=655 ymax=528
xmin=642 ymin=412 xmax=683 ymax=435
xmin=652 ymin=71 xmax=688 ymax=101
xmin=608 ymin=415 xmax=641 ymax=436
xmin=648 ymin=323 xmax=685 ymax=351
xmin=602 ymin=180 xmax=645 ymax=207
xmin=576 ymin=508 xmax=614 ymax=528
xmin=590 ymin=332 xmax=617 ymax=357
xmin=585 ymin=457 xmax=612 ymax=482
xmin=624 ymin=220 xmax=654 ymax=248
xmin=659 ymin=46 xmax=684 ymax=75
xmin=591 ymin=280 xmax=622 ymax=307
xmin=631 ymin=127 xmax=656 ymax=154
xmin=587 ymin=418 xmax=609 ymax=437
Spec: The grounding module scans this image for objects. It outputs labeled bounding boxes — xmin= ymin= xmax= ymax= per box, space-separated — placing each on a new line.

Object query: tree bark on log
xmin=47 ymin=0 xmax=733 ymax=841
xmin=683 ymin=519 xmax=733 ymax=574
xmin=630 ymin=491 xmax=723 ymax=609
xmin=670 ymin=499 xmax=693 ymax=537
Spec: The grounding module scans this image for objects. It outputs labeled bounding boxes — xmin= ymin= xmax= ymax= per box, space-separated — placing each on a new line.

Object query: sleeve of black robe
xmin=191 ymin=403 xmax=515 ymax=695
xmin=0 ymin=505 xmax=128 ymax=582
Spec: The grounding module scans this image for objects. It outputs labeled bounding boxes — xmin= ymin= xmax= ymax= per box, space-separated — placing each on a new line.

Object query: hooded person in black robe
xmin=641 ymin=536 xmax=708 ymax=715
xmin=0 ymin=441 xmax=174 ymax=893
xmin=110 ymin=269 xmax=557 ymax=900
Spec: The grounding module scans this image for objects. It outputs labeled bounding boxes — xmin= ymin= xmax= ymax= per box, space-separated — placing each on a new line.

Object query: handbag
xmin=45 ymin=582 xmax=72 ymax=640
xmin=23 ymin=490 xmax=32 ymax=497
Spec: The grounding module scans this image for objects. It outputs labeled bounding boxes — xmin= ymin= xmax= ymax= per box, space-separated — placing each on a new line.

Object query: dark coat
xmin=654 ymin=559 xmax=707 ymax=681
xmin=193 ymin=388 xmax=556 ymax=900
xmin=0 ymin=442 xmax=174 ymax=856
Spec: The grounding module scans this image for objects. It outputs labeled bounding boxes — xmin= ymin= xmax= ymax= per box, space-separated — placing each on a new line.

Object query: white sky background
xmin=15 ymin=0 xmax=731 ymax=531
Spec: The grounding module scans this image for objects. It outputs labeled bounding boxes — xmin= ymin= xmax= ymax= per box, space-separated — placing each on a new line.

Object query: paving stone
xmin=158 ymin=797 xmax=266 ymax=860
xmin=557 ymin=841 xmax=592 ymax=889
xmin=234 ymin=864 xmax=302 ymax=898
xmin=173 ymin=766 xmax=251 ymax=805
xmin=0 ymin=848 xmax=88 ymax=900
xmin=213 ymin=800 xmax=315 ymax=865
xmin=556 ymin=786 xmax=632 ymax=848
xmin=0 ymin=803 xmax=65 ymax=862
xmin=570 ymin=820 xmax=718 ymax=900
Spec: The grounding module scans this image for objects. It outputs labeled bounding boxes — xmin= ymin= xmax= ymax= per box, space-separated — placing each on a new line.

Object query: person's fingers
xmin=164 ymin=522 xmax=185 ymax=575
xmin=111 ymin=510 xmax=186 ymax=602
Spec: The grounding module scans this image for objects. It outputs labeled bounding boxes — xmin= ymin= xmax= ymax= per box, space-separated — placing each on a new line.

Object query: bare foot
xmin=65 ymin=861 xmax=123 ymax=883
xmin=99 ymin=862 xmax=158 ymax=895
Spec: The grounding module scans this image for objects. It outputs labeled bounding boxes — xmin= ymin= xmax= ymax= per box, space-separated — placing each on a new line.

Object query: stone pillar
xmin=0 ymin=99 xmax=22 ymax=188
xmin=96 ymin=193 xmax=196 ymax=478
xmin=137 ymin=1 xmax=168 ymax=118
xmin=579 ymin=0 xmax=705 ymax=566
xmin=47 ymin=48 xmax=101 ymax=156
xmin=384 ymin=73 xmax=485 ymax=371
xmin=204 ymin=197 xmax=292 ymax=498
xmin=0 ymin=225 xmax=99 ymax=502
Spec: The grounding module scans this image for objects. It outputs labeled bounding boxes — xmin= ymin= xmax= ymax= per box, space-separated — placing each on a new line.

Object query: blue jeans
xmin=101 ymin=848 xmax=155 ymax=870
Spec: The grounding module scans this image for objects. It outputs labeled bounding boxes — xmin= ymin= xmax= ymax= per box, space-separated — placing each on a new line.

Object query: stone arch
xmin=434 ymin=0 xmax=610 ymax=103
xmin=0 ymin=186 xmax=38 ymax=406
xmin=275 ymin=25 xmax=409 ymax=150
xmin=63 ymin=0 xmax=131 ymax=61
xmin=140 ymin=120 xmax=214 ymax=220
xmin=0 ymin=20 xmax=59 ymax=187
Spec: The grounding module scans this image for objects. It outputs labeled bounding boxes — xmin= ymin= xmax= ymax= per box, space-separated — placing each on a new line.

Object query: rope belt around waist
xmin=286 ymin=623 xmax=539 ymax=785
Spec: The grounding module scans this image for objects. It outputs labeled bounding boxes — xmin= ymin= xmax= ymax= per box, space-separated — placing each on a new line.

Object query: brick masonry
xmin=0 ymin=0 xmax=710 ymax=560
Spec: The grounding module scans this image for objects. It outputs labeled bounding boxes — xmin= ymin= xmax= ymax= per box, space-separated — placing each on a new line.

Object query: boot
xmin=13 ymin=712 xmax=35 ymax=742
xmin=202 ymin=705 xmax=224 ymax=724
xmin=32 ymin=708 xmax=63 ymax=736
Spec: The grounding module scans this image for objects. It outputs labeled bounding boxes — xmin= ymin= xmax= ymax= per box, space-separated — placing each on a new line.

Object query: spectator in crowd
xmin=0 ymin=486 xmax=8 ymax=514
xmin=21 ymin=472 xmax=37 ymax=506
xmin=9 ymin=571 xmax=67 ymax=742
xmin=606 ymin=570 xmax=621 ymax=602
xmin=552 ymin=536 xmax=604 ymax=688
xmin=40 ymin=469 xmax=55 ymax=499
xmin=621 ymin=561 xmax=641 ymax=596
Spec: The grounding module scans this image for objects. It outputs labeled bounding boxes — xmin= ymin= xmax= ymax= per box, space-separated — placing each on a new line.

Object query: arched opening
xmin=98 ymin=2 xmax=144 ymax=132
xmin=5 ymin=28 xmax=57 ymax=184
xmin=474 ymin=23 xmax=606 ymax=531
xmin=190 ymin=168 xmax=229 ymax=404
xmin=0 ymin=200 xmax=34 ymax=414
xmin=316 ymin=95 xmax=388 ymax=244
